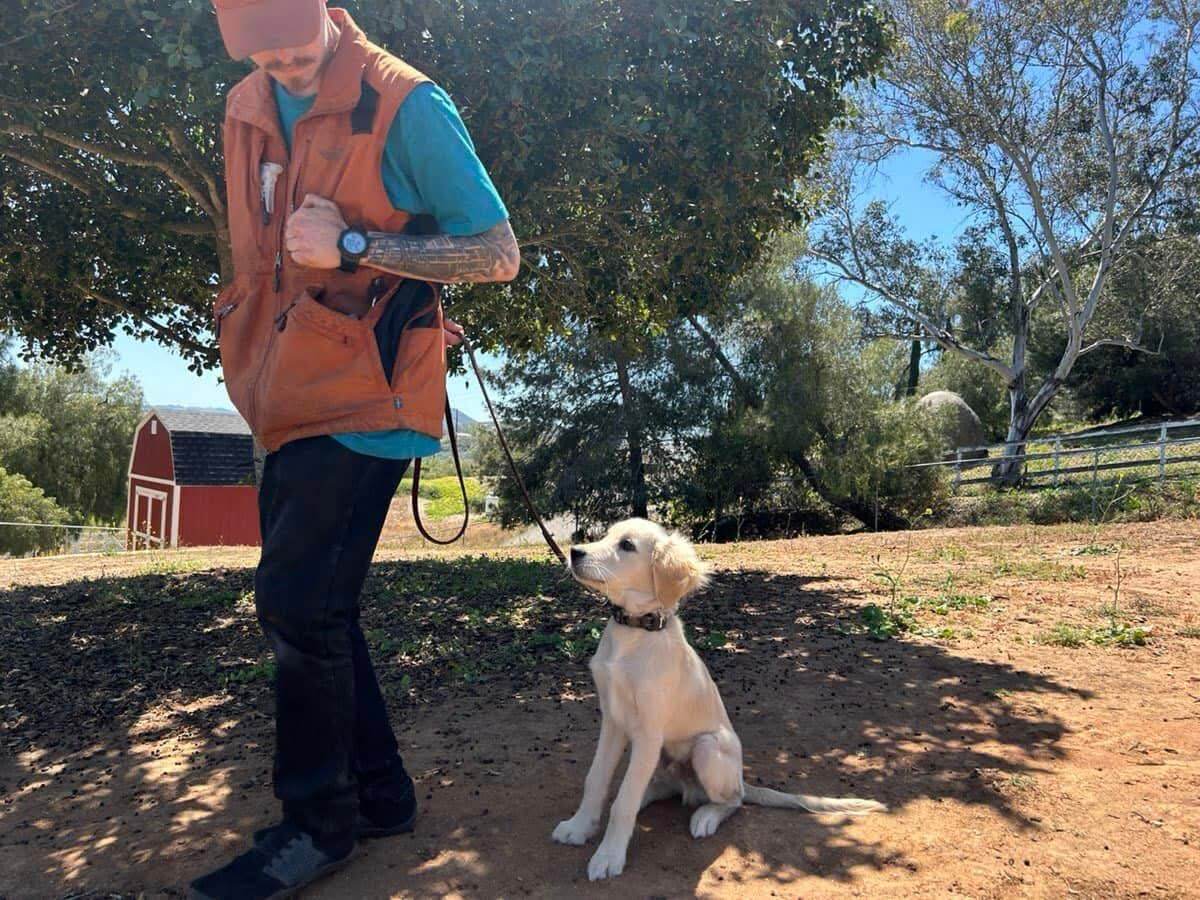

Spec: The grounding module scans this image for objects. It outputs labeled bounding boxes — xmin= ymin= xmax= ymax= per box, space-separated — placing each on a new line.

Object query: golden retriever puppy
xmin=553 ymin=518 xmax=886 ymax=880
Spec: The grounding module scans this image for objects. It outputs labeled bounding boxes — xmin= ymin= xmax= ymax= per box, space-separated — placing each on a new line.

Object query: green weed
xmin=223 ymin=659 xmax=276 ymax=686
xmin=1038 ymin=621 xmax=1149 ymax=648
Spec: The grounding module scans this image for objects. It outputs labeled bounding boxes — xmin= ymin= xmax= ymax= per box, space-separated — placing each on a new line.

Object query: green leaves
xmin=2 ymin=0 xmax=888 ymax=367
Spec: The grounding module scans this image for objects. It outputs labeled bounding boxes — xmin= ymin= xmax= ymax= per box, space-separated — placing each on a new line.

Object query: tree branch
xmin=1 ymin=145 xmax=214 ymax=237
xmin=80 ymin=287 xmax=217 ymax=361
xmin=1 ymin=123 xmax=218 ymax=222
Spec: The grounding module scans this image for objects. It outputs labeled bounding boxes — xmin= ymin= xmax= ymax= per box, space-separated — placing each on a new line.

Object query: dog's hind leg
xmin=688 ymin=731 xmax=744 ymax=839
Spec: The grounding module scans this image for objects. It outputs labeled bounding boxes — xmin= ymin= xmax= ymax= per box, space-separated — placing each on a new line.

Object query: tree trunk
xmin=788 ymin=449 xmax=910 ymax=531
xmin=906 ymin=336 xmax=921 ymax=396
xmin=613 ymin=348 xmax=649 ymax=519
xmin=994 ymin=371 xmax=1061 ymax=486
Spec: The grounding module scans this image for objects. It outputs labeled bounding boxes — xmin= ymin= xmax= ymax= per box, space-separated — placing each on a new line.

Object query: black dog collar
xmin=609 ymin=602 xmax=671 ymax=632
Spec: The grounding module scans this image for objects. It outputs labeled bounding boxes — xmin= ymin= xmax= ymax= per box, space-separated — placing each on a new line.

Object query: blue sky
xmin=109 ymin=146 xmax=968 ymax=415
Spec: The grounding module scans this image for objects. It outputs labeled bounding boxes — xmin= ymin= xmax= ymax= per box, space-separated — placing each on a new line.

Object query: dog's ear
xmin=651 ymin=533 xmax=710 ymax=608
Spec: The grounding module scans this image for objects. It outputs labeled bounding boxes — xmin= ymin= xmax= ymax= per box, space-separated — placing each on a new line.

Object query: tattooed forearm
xmin=364 ymin=220 xmax=520 ymax=284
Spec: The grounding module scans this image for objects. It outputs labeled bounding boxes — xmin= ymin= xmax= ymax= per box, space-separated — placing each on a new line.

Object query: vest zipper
xmin=248 ymin=131 xmax=313 ymax=436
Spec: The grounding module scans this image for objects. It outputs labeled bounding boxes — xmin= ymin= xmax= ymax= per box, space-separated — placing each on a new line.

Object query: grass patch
xmin=941 ymin=479 xmax=1200 ymax=529
xmin=852 ymin=590 xmax=992 ymax=641
xmin=1039 ymin=621 xmax=1150 ymax=648
xmin=1069 ymin=542 xmax=1121 ymax=557
xmin=223 ymin=659 xmax=276 ymax=686
xmin=135 ymin=556 xmax=204 ymax=576
xmin=934 ymin=543 xmax=968 ymax=562
xmin=1178 ymin=626 xmax=1200 ymax=639
xmin=175 ymin=588 xmax=245 ymax=609
xmin=991 ymin=557 xmax=1087 ymax=581
xmin=399 ymin=475 xmax=487 ymax=520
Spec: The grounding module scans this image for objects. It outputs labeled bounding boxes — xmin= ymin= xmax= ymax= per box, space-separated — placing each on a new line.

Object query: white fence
xmin=906 ymin=418 xmax=1200 ymax=491
xmin=0 ymin=520 xmax=127 ymax=557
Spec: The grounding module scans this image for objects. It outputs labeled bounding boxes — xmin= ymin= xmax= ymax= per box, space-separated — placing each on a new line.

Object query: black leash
xmin=409 ymin=397 xmax=468 ymax=546
xmin=409 ymin=332 xmax=567 ymax=566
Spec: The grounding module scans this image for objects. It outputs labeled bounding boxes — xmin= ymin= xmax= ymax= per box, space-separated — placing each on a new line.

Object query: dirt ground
xmin=1 ymin=519 xmax=1198 ymax=899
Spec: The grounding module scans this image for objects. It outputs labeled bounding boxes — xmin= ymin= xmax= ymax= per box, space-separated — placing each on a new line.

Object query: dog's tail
xmin=743 ymin=784 xmax=887 ymax=815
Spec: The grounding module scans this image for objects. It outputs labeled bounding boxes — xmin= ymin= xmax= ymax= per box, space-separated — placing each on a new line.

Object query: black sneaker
xmin=253 ymin=801 xmax=415 ymax=847
xmin=256 ymin=768 xmax=418 ymax=845
xmin=358 ymin=770 xmax=418 ymax=839
xmin=190 ymin=822 xmax=357 ymax=900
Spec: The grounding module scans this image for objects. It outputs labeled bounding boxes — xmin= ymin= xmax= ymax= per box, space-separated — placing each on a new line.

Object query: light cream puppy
xmin=553 ymin=518 xmax=886 ymax=881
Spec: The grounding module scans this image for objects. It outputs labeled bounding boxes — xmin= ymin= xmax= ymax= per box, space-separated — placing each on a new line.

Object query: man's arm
xmin=364 ymin=219 xmax=520 ymax=284
xmin=285 ymin=195 xmax=519 ymax=284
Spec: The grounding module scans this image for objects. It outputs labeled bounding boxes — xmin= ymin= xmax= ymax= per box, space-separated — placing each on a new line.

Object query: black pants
xmin=254 ymin=276 xmax=432 ymax=844
xmin=255 ymin=436 xmax=410 ymax=844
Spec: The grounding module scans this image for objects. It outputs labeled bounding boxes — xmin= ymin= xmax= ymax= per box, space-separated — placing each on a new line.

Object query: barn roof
xmin=154 ymin=407 xmax=251 ymax=436
xmin=149 ymin=407 xmax=255 ymax=486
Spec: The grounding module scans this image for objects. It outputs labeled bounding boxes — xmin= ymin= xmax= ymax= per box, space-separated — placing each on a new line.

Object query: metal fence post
xmin=1159 ymin=423 xmax=1168 ymax=483
xmin=1091 ymin=448 xmax=1100 ymax=520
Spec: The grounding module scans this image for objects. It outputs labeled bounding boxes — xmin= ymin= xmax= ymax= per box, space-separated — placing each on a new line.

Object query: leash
xmin=409 ymin=397 xmax=468 ymax=546
xmin=409 ymin=330 xmax=567 ymax=566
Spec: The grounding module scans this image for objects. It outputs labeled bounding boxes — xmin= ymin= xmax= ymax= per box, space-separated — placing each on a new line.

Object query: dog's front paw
xmin=587 ymin=843 xmax=627 ymax=880
xmin=552 ymin=816 xmax=597 ymax=845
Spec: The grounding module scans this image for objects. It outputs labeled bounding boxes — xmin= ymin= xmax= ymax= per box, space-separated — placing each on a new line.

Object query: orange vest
xmin=215 ymin=8 xmax=445 ymax=453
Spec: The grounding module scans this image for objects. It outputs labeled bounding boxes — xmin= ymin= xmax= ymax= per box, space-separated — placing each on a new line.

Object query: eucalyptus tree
xmin=811 ymin=0 xmax=1200 ymax=480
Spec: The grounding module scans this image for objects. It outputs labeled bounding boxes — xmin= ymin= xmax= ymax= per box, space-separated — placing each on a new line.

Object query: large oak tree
xmin=1 ymin=0 xmax=888 ymax=373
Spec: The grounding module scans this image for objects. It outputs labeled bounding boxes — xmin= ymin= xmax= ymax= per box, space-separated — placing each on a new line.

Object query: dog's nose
xmin=570 ymin=547 xmax=586 ymax=564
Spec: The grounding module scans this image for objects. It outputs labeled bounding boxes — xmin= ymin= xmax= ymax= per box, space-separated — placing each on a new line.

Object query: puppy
xmin=553 ymin=518 xmax=886 ymax=881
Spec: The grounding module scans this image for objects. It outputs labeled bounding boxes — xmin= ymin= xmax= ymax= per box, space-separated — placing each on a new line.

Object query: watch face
xmin=341 ymin=230 xmax=368 ymax=255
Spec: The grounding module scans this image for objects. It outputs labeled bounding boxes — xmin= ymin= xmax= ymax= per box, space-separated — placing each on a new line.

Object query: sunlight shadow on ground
xmin=0 ymin=556 xmax=1086 ymax=897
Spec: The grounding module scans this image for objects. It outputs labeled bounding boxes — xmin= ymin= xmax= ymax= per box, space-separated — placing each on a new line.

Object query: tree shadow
xmin=0 ymin=556 xmax=1088 ymax=898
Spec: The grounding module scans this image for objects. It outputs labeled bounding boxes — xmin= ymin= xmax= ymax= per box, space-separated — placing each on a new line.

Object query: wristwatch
xmin=337 ymin=226 xmax=370 ymax=273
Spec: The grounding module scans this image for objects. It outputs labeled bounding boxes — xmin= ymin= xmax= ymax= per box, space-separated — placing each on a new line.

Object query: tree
xmin=700 ymin=237 xmax=946 ymax=529
xmin=1 ymin=0 xmax=888 ymax=370
xmin=0 ymin=346 xmax=144 ymax=523
xmin=0 ymin=466 xmax=69 ymax=555
xmin=1033 ymin=230 xmax=1200 ymax=418
xmin=487 ymin=235 xmax=946 ymax=534
xmin=477 ymin=321 xmax=727 ymax=535
xmin=810 ymin=0 xmax=1200 ymax=481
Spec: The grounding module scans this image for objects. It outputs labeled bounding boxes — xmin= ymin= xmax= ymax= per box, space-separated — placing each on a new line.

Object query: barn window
xmin=151 ymin=420 xmax=158 ymax=435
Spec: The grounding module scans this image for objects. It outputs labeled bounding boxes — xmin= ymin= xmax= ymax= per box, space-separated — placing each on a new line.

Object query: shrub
xmin=0 ymin=466 xmax=70 ymax=556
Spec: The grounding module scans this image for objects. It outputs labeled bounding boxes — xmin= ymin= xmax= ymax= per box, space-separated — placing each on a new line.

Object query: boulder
xmin=917 ymin=390 xmax=988 ymax=459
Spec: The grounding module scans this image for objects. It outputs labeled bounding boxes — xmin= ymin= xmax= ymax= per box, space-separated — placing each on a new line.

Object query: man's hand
xmin=443 ymin=317 xmax=464 ymax=347
xmin=285 ymin=194 xmax=346 ymax=269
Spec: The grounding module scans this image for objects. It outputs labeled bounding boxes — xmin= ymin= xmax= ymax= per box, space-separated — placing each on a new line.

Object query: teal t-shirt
xmin=273 ymin=79 xmax=508 ymax=458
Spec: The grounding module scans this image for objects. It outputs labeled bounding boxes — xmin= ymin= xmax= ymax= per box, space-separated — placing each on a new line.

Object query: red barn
xmin=126 ymin=408 xmax=260 ymax=549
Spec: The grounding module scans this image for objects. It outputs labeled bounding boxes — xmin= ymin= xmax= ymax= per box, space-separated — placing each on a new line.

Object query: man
xmin=191 ymin=2 xmax=518 ymax=897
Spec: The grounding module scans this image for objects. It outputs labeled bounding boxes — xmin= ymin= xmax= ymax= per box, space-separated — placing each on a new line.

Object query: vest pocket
xmin=212 ymin=277 xmax=260 ymax=426
xmin=256 ymin=288 xmax=393 ymax=436
xmin=389 ymin=296 xmax=447 ymax=434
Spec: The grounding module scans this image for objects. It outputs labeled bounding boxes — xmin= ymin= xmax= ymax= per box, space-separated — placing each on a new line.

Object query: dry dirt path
xmin=1 ymin=520 xmax=1197 ymax=898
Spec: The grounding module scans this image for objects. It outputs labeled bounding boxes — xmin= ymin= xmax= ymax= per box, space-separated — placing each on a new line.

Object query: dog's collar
xmin=609 ymin=602 xmax=672 ymax=632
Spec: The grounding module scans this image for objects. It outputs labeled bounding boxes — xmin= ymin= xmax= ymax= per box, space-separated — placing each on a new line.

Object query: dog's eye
xmin=618 ymin=538 xmax=637 ymax=553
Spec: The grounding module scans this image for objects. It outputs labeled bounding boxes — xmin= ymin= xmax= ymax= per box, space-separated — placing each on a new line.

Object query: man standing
xmin=192 ymin=2 xmax=518 ymax=897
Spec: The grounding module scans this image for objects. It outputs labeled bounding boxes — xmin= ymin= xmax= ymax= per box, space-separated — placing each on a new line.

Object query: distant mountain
xmin=451 ymin=408 xmax=480 ymax=432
